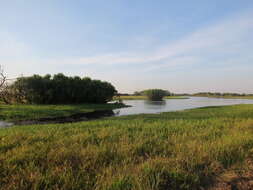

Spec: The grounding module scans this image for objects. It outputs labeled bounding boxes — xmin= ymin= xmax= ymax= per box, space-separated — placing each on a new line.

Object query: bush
xmin=4 ymin=74 xmax=117 ymax=104
xmin=143 ymin=89 xmax=170 ymax=101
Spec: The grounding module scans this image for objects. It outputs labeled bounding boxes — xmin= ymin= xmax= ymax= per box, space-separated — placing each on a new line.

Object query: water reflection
xmin=144 ymin=100 xmax=166 ymax=105
xmin=144 ymin=100 xmax=166 ymax=110
xmin=0 ymin=121 xmax=14 ymax=128
xmin=1 ymin=110 xmax=116 ymax=128
xmin=113 ymin=97 xmax=253 ymax=116
xmin=113 ymin=110 xmax=121 ymax=116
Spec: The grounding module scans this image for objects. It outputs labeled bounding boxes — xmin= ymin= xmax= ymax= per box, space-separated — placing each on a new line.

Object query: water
xmin=1 ymin=97 xmax=253 ymax=128
xmin=113 ymin=97 xmax=253 ymax=116
xmin=0 ymin=121 xmax=14 ymax=128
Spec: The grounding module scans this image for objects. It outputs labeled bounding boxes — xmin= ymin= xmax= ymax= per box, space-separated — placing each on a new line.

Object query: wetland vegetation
xmin=1 ymin=105 xmax=253 ymax=189
xmin=0 ymin=103 xmax=126 ymax=122
xmin=1 ymin=72 xmax=253 ymax=189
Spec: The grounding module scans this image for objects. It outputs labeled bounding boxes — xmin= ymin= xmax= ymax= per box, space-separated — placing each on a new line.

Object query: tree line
xmin=193 ymin=92 xmax=253 ymax=97
xmin=1 ymin=73 xmax=117 ymax=104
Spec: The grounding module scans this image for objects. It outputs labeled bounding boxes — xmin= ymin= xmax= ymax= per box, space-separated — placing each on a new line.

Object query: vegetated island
xmin=114 ymin=89 xmax=189 ymax=100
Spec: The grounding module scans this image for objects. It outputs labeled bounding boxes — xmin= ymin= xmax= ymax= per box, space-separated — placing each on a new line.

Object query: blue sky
xmin=1 ymin=0 xmax=253 ymax=93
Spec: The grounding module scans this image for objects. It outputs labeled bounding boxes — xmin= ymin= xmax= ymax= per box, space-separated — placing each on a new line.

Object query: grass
xmin=114 ymin=96 xmax=189 ymax=100
xmin=1 ymin=105 xmax=253 ymax=189
xmin=0 ymin=103 xmax=126 ymax=121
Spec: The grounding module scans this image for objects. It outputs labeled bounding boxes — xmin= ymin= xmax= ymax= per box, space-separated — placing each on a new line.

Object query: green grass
xmin=1 ymin=104 xmax=253 ymax=189
xmin=114 ymin=96 xmax=189 ymax=100
xmin=0 ymin=103 xmax=126 ymax=121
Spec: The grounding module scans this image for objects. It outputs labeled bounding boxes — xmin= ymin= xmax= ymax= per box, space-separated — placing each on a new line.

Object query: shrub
xmin=4 ymin=74 xmax=117 ymax=104
xmin=143 ymin=89 xmax=170 ymax=101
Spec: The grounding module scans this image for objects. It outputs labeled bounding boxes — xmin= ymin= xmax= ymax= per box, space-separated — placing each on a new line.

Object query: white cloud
xmin=1 ymin=10 xmax=253 ymax=79
xmin=43 ymin=11 xmax=253 ymax=69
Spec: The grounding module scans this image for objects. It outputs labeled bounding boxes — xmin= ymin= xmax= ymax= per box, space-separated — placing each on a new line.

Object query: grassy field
xmin=0 ymin=103 xmax=126 ymax=121
xmin=1 ymin=105 xmax=253 ymax=189
xmin=114 ymin=96 xmax=189 ymax=100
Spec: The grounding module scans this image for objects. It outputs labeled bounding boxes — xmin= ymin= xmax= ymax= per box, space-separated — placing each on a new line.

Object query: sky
xmin=1 ymin=0 xmax=253 ymax=94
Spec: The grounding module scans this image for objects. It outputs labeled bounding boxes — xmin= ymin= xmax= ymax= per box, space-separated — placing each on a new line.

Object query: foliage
xmin=0 ymin=66 xmax=11 ymax=104
xmin=142 ymin=89 xmax=170 ymax=101
xmin=193 ymin=92 xmax=253 ymax=97
xmin=133 ymin=91 xmax=142 ymax=96
xmin=3 ymin=74 xmax=117 ymax=104
xmin=134 ymin=89 xmax=171 ymax=97
xmin=1 ymin=105 xmax=253 ymax=189
xmin=0 ymin=66 xmax=6 ymax=88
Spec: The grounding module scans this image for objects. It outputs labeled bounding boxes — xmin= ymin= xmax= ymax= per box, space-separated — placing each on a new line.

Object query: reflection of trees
xmin=144 ymin=100 xmax=167 ymax=110
xmin=144 ymin=100 xmax=166 ymax=106
xmin=113 ymin=110 xmax=121 ymax=116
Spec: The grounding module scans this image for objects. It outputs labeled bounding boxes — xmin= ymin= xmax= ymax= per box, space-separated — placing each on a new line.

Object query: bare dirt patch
xmin=209 ymin=159 xmax=253 ymax=190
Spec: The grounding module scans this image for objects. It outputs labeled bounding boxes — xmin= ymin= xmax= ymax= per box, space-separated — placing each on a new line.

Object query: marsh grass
xmin=1 ymin=105 xmax=253 ymax=189
xmin=0 ymin=103 xmax=126 ymax=121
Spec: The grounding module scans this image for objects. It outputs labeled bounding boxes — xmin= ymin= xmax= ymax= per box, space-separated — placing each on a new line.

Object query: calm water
xmin=0 ymin=121 xmax=13 ymax=128
xmin=1 ymin=97 xmax=253 ymax=128
xmin=113 ymin=97 xmax=253 ymax=116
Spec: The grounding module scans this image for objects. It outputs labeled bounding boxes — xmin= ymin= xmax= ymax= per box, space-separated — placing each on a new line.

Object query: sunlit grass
xmin=0 ymin=103 xmax=126 ymax=121
xmin=1 ymin=105 xmax=253 ymax=189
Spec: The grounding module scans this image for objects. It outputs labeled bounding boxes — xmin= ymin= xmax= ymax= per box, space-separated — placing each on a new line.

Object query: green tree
xmin=6 ymin=74 xmax=117 ymax=104
xmin=143 ymin=89 xmax=170 ymax=101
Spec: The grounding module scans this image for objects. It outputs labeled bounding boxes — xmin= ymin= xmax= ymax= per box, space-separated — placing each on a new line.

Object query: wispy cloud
xmin=52 ymin=11 xmax=253 ymax=69
xmin=1 ymin=10 xmax=253 ymax=77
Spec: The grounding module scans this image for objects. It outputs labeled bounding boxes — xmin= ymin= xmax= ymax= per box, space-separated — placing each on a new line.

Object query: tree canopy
xmin=142 ymin=89 xmax=170 ymax=101
xmin=2 ymin=74 xmax=117 ymax=104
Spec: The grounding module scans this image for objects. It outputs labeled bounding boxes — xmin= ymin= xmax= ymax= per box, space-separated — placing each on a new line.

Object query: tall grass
xmin=0 ymin=103 xmax=126 ymax=121
xmin=1 ymin=105 xmax=253 ymax=189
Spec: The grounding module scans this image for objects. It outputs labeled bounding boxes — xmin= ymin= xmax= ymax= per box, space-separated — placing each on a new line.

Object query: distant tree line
xmin=1 ymin=74 xmax=117 ymax=104
xmin=193 ymin=92 xmax=253 ymax=97
xmin=116 ymin=91 xmax=253 ymax=98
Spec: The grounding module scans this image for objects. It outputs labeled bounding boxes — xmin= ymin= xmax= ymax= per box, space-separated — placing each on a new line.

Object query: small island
xmin=114 ymin=89 xmax=189 ymax=101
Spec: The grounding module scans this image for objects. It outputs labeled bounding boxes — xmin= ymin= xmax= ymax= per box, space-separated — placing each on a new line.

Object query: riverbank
xmin=1 ymin=104 xmax=253 ymax=189
xmin=114 ymin=95 xmax=189 ymax=100
xmin=0 ymin=103 xmax=127 ymax=122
